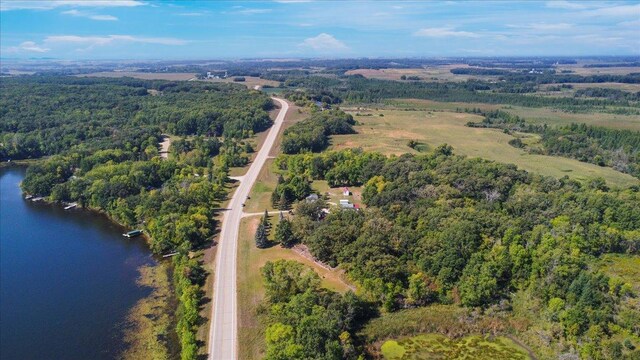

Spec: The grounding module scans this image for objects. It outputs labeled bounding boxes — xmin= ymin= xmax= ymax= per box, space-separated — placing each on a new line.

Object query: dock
xmin=122 ymin=229 xmax=143 ymax=238
xmin=64 ymin=203 xmax=77 ymax=210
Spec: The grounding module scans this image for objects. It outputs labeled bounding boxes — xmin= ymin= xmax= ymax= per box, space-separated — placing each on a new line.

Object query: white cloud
xmin=7 ymin=41 xmax=50 ymax=53
xmin=545 ymin=1 xmax=588 ymax=10
xmin=413 ymin=27 xmax=480 ymax=38
xmin=62 ymin=9 xmax=118 ymax=21
xmin=529 ymin=23 xmax=573 ymax=30
xmin=300 ymin=33 xmax=348 ymax=51
xmin=44 ymin=35 xmax=188 ymax=46
xmin=582 ymin=4 xmax=640 ymax=17
xmin=235 ymin=8 xmax=272 ymax=15
xmin=1 ymin=1 xmax=146 ymax=11
xmin=177 ymin=12 xmax=205 ymax=16
xmin=619 ymin=19 xmax=640 ymax=27
xmin=508 ymin=22 xmax=574 ymax=31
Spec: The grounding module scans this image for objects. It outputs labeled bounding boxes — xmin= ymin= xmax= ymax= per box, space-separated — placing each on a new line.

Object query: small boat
xmin=25 ymin=195 xmax=34 ymax=200
xmin=123 ymin=229 xmax=143 ymax=238
xmin=31 ymin=197 xmax=44 ymax=202
xmin=64 ymin=203 xmax=77 ymax=210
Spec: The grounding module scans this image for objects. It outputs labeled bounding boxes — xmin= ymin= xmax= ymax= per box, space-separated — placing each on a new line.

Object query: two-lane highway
xmin=208 ymin=97 xmax=289 ymax=360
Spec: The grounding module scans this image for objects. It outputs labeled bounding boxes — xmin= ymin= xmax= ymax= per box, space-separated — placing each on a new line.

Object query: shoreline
xmin=5 ymin=165 xmax=178 ymax=358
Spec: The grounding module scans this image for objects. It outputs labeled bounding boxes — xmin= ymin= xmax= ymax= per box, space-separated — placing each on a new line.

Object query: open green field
xmin=237 ymin=216 xmax=352 ymax=360
xmin=383 ymin=99 xmax=640 ymax=131
xmin=381 ymin=334 xmax=532 ymax=360
xmin=345 ymin=65 xmax=491 ymax=82
xmin=243 ymin=159 xmax=278 ymax=213
xmin=332 ymin=109 xmax=638 ymax=188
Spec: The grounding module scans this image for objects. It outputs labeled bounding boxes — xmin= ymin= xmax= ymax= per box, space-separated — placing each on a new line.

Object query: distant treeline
xmin=464 ymin=108 xmax=640 ymax=178
xmin=575 ymin=88 xmax=640 ymax=101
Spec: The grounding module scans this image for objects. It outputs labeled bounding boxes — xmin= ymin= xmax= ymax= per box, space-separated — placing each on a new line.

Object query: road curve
xmin=208 ymin=97 xmax=289 ymax=360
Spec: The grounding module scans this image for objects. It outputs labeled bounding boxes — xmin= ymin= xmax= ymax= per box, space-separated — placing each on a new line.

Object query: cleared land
xmin=203 ymin=76 xmax=280 ymax=90
xmin=237 ymin=216 xmax=351 ymax=360
xmin=331 ymin=109 xmax=638 ymax=188
xmin=381 ymin=334 xmax=532 ymax=360
xmin=383 ymin=99 xmax=640 ymax=131
xmin=345 ymin=65 xmax=489 ymax=82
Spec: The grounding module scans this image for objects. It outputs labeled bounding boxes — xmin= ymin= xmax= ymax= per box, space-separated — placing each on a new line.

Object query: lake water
xmin=0 ymin=167 xmax=155 ymax=359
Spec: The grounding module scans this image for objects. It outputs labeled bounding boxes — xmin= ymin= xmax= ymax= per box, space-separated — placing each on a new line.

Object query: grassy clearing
xmin=237 ymin=216 xmax=352 ymax=360
xmin=360 ymin=304 xmax=537 ymax=359
xmin=313 ymin=180 xmax=364 ymax=207
xmin=243 ymin=159 xmax=278 ymax=213
xmin=345 ymin=65 xmax=496 ymax=83
xmin=380 ymin=334 xmax=532 ymax=360
xmin=599 ymin=254 xmax=640 ymax=288
xmin=122 ymin=262 xmax=176 ymax=360
xmin=203 ymin=76 xmax=280 ymax=90
xmin=332 ymin=108 xmax=638 ymax=188
xmin=383 ymin=98 xmax=640 ymax=131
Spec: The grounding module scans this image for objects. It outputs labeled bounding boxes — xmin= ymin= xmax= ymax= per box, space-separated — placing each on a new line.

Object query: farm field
xmin=236 ymin=215 xmax=351 ymax=360
xmin=332 ymin=109 xmax=639 ymax=187
xmin=381 ymin=334 xmax=532 ymax=360
xmin=383 ymin=99 xmax=640 ymax=131
xmin=345 ymin=64 xmax=492 ymax=82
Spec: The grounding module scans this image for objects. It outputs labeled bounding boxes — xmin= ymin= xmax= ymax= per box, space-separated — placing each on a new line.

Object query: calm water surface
xmin=0 ymin=167 xmax=154 ymax=360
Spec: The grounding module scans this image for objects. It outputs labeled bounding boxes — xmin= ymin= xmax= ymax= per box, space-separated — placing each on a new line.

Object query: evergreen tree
xmin=255 ymin=221 xmax=268 ymax=249
xmin=278 ymin=192 xmax=289 ymax=210
xmin=275 ymin=217 xmax=295 ymax=248
xmin=263 ymin=209 xmax=270 ymax=228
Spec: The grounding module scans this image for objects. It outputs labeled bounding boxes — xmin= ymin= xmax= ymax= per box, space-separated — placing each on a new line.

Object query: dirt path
xmin=158 ymin=135 xmax=171 ymax=159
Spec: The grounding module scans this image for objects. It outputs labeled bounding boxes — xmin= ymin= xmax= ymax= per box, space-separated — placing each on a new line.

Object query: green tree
xmin=275 ymin=217 xmax=296 ymax=248
xmin=255 ymin=222 xmax=269 ymax=249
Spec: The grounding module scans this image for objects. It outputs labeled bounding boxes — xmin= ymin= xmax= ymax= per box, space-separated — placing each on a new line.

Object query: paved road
xmin=208 ymin=97 xmax=289 ymax=360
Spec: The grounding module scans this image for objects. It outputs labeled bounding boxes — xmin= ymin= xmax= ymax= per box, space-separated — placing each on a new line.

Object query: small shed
xmin=342 ymin=187 xmax=350 ymax=196
xmin=306 ymin=194 xmax=319 ymax=202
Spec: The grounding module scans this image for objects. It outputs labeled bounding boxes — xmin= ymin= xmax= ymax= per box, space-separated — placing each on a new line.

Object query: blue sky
xmin=1 ymin=0 xmax=639 ymax=59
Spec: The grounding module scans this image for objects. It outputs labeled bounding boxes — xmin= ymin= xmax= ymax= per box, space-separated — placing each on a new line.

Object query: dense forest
xmin=268 ymin=148 xmax=640 ymax=359
xmin=0 ymin=76 xmax=273 ymax=160
xmin=260 ymin=260 xmax=371 ymax=360
xmin=2 ymin=76 xmax=273 ymax=360
xmin=281 ymin=109 xmax=356 ymax=154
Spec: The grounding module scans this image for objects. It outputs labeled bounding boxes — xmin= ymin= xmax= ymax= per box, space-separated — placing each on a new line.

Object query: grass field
xmin=345 ymin=65 xmax=494 ymax=82
xmin=237 ymin=216 xmax=352 ymax=360
xmin=381 ymin=334 xmax=532 ymax=360
xmin=332 ymin=108 xmax=638 ymax=187
xmin=599 ymin=254 xmax=640 ymax=291
xmin=383 ymin=99 xmax=640 ymax=131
